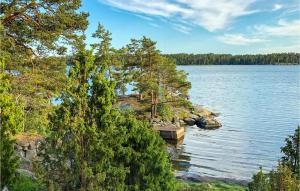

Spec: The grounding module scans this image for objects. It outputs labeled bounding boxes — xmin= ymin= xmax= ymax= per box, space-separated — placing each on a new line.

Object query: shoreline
xmin=175 ymin=172 xmax=250 ymax=186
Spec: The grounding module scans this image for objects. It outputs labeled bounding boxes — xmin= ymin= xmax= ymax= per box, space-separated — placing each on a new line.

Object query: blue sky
xmin=81 ymin=0 xmax=300 ymax=54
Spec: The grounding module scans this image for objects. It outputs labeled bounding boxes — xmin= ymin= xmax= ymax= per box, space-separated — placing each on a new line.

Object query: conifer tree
xmin=39 ymin=25 xmax=177 ymax=191
xmin=281 ymin=126 xmax=299 ymax=177
xmin=0 ymin=60 xmax=24 ymax=188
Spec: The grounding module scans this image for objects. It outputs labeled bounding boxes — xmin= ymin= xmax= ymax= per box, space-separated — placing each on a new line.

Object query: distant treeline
xmin=164 ymin=53 xmax=300 ymax=65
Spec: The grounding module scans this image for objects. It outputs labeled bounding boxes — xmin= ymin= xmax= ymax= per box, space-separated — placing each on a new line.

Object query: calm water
xmin=174 ymin=65 xmax=300 ymax=181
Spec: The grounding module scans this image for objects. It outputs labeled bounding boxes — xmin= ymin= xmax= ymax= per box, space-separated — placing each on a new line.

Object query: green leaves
xmin=0 ymin=71 xmax=24 ymax=188
xmin=280 ymin=126 xmax=299 ymax=177
xmin=249 ymin=127 xmax=300 ymax=191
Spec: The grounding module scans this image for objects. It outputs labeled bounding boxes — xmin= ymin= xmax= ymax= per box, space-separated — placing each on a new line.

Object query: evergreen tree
xmin=0 ymin=60 xmax=24 ymax=188
xmin=38 ymin=25 xmax=177 ymax=191
xmin=0 ymin=0 xmax=88 ymax=133
xmin=280 ymin=126 xmax=300 ymax=178
xmin=248 ymin=168 xmax=271 ymax=191
xmin=126 ymin=37 xmax=191 ymax=120
xmin=118 ymin=112 xmax=176 ymax=191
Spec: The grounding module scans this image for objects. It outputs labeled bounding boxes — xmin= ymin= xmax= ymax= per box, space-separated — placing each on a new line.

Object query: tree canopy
xmin=0 ymin=0 xmax=89 ymax=133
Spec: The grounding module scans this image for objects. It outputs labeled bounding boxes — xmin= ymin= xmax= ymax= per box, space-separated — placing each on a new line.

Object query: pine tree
xmin=0 ymin=60 xmax=24 ymax=188
xmin=38 ymin=25 xmax=177 ymax=191
xmin=280 ymin=126 xmax=300 ymax=177
xmin=0 ymin=0 xmax=88 ymax=133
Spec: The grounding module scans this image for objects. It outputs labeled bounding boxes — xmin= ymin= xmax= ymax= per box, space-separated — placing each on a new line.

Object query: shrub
xmin=280 ymin=126 xmax=299 ymax=177
xmin=248 ymin=168 xmax=271 ymax=191
xmin=157 ymin=103 xmax=174 ymax=121
xmin=10 ymin=175 xmax=46 ymax=191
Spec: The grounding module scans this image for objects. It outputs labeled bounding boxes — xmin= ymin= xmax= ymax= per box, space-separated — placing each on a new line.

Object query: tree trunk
xmin=154 ymin=92 xmax=158 ymax=117
xmin=139 ymin=93 xmax=143 ymax=101
xmin=151 ymin=90 xmax=154 ymax=119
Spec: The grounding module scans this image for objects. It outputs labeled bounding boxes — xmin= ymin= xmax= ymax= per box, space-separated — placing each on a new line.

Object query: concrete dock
xmin=153 ymin=126 xmax=185 ymax=140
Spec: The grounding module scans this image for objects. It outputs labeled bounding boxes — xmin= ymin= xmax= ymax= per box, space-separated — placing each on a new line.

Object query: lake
xmin=173 ymin=65 xmax=300 ymax=181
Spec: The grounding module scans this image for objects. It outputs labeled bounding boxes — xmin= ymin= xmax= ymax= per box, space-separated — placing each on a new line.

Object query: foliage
xmin=280 ymin=126 xmax=299 ymax=177
xmin=176 ymin=180 xmax=246 ymax=191
xmin=10 ymin=175 xmax=46 ymax=191
xmin=126 ymin=37 xmax=191 ymax=119
xmin=0 ymin=63 xmax=24 ymax=188
xmin=248 ymin=168 xmax=271 ymax=191
xmin=248 ymin=126 xmax=300 ymax=191
xmin=248 ymin=166 xmax=299 ymax=191
xmin=165 ymin=53 xmax=300 ymax=65
xmin=157 ymin=103 xmax=174 ymax=121
xmin=38 ymin=25 xmax=176 ymax=190
xmin=118 ymin=113 xmax=176 ymax=190
xmin=269 ymin=165 xmax=299 ymax=191
xmin=0 ymin=0 xmax=88 ymax=133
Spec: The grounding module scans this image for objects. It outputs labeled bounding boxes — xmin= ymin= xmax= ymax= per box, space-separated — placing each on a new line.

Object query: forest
xmin=0 ymin=1 xmax=299 ymax=191
xmin=165 ymin=53 xmax=300 ymax=65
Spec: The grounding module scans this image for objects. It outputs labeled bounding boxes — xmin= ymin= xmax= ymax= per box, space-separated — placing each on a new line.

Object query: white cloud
xmin=255 ymin=19 xmax=300 ymax=37
xmin=100 ymin=0 xmax=258 ymax=32
xmin=135 ymin=14 xmax=154 ymax=21
xmin=272 ymin=4 xmax=282 ymax=11
xmin=217 ymin=34 xmax=265 ymax=45
xmin=172 ymin=23 xmax=191 ymax=34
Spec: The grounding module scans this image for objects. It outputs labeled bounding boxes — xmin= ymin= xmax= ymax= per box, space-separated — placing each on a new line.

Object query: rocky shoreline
xmin=175 ymin=172 xmax=250 ymax=186
xmin=153 ymin=104 xmax=222 ymax=130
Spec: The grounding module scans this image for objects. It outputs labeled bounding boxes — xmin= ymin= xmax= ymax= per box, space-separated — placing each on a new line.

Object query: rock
xmin=14 ymin=144 xmax=23 ymax=150
xmin=25 ymin=149 xmax=37 ymax=160
xmin=189 ymin=113 xmax=200 ymax=119
xmin=16 ymin=140 xmax=29 ymax=147
xmin=20 ymin=157 xmax=31 ymax=170
xmin=28 ymin=141 xmax=37 ymax=150
xmin=16 ymin=169 xmax=36 ymax=180
xmin=183 ymin=118 xmax=196 ymax=126
xmin=17 ymin=150 xmax=26 ymax=158
xmin=195 ymin=117 xmax=222 ymax=129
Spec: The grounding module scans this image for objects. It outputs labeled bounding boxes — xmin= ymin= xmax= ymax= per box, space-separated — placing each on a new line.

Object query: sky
xmin=81 ymin=0 xmax=300 ymax=54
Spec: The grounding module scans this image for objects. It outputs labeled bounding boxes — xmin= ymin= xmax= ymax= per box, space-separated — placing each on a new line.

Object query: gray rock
xmin=195 ymin=117 xmax=222 ymax=129
xmin=183 ymin=118 xmax=196 ymax=126
xmin=25 ymin=149 xmax=37 ymax=160
xmin=16 ymin=169 xmax=36 ymax=180
xmin=189 ymin=113 xmax=200 ymax=119
xmin=28 ymin=141 xmax=36 ymax=150
xmin=14 ymin=144 xmax=23 ymax=150
xmin=16 ymin=140 xmax=29 ymax=147
xmin=20 ymin=157 xmax=31 ymax=170
xmin=17 ymin=150 xmax=26 ymax=158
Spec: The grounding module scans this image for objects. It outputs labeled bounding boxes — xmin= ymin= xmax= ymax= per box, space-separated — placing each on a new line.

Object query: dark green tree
xmin=38 ymin=25 xmax=177 ymax=190
xmin=0 ymin=61 xmax=24 ymax=188
xmin=118 ymin=112 xmax=176 ymax=191
xmin=280 ymin=126 xmax=299 ymax=177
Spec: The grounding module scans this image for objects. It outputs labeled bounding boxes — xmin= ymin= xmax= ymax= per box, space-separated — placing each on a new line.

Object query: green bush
xmin=10 ymin=175 xmax=46 ymax=191
xmin=248 ymin=168 xmax=271 ymax=191
xmin=249 ymin=126 xmax=300 ymax=191
xmin=248 ymin=166 xmax=299 ymax=191
xmin=157 ymin=103 xmax=174 ymax=121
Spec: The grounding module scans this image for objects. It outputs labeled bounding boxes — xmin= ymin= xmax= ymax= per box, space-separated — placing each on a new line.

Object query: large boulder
xmin=183 ymin=118 xmax=196 ymax=126
xmin=195 ymin=116 xmax=222 ymax=129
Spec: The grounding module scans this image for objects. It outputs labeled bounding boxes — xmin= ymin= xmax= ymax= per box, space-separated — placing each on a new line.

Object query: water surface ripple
xmin=174 ymin=65 xmax=300 ymax=181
